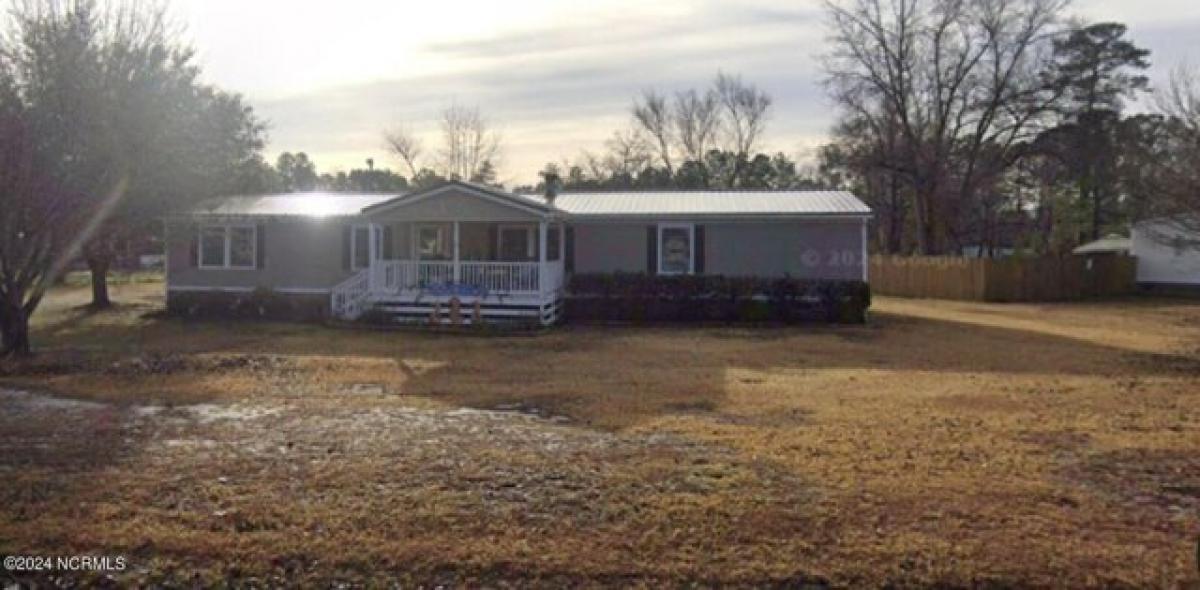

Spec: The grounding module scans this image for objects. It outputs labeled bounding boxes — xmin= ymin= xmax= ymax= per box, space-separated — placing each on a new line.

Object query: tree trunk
xmin=913 ymin=192 xmax=930 ymax=255
xmin=0 ymin=303 xmax=32 ymax=357
xmin=88 ymin=256 xmax=112 ymax=309
xmin=887 ymin=174 xmax=903 ymax=254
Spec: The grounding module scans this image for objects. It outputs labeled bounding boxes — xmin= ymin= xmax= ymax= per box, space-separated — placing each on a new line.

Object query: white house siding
xmin=166 ymin=218 xmax=354 ymax=292
xmin=1132 ymin=220 xmax=1200 ymax=286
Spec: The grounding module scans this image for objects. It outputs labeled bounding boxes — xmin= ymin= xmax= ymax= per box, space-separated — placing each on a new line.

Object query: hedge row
xmin=565 ymin=273 xmax=870 ymax=324
xmin=167 ymin=288 xmax=328 ymax=322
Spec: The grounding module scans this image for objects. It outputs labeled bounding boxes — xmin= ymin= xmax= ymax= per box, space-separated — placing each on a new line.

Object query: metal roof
xmin=183 ymin=187 xmax=872 ymax=219
xmin=525 ymin=190 xmax=871 ymax=217
xmin=1072 ymin=234 xmax=1131 ymax=255
xmin=189 ymin=193 xmax=401 ymax=217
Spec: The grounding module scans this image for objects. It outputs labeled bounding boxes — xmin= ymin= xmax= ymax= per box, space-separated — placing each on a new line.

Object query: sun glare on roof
xmin=290 ymin=194 xmax=337 ymax=217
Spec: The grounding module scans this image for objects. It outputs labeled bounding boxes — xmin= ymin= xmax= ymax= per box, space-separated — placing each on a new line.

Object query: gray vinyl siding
xmin=703 ymin=220 xmax=863 ymax=280
xmin=389 ymin=222 xmax=412 ymax=259
xmin=368 ymin=189 xmax=541 ymax=223
xmin=572 ymin=223 xmax=648 ymax=273
xmin=166 ymin=218 xmax=354 ymax=290
xmin=570 ymin=219 xmax=864 ymax=280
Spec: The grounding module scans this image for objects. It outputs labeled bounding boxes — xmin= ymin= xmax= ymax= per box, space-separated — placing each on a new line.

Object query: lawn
xmin=2 ymin=280 xmax=1198 ymax=587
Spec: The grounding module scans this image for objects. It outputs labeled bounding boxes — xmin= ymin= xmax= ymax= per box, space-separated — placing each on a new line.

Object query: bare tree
xmin=382 ymin=126 xmax=423 ymax=178
xmin=632 ymin=90 xmax=675 ymax=175
xmin=822 ymin=0 xmax=1068 ymax=254
xmin=714 ymin=71 xmax=772 ymax=158
xmin=1157 ymin=63 xmax=1200 ymax=137
xmin=438 ymin=103 xmax=502 ymax=182
xmin=383 ymin=104 xmax=503 ymax=183
xmin=603 ymin=128 xmax=654 ymax=177
xmin=630 ymin=73 xmax=774 ymax=187
xmin=673 ymin=88 xmax=721 ymax=162
xmin=1145 ymin=63 xmax=1200 ymax=242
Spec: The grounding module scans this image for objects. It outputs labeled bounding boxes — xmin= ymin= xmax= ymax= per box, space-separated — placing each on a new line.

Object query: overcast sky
xmin=174 ymin=0 xmax=1200 ymax=186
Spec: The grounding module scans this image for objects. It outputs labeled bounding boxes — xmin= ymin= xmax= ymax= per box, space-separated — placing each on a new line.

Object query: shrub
xmin=565 ymin=273 xmax=870 ymax=324
xmin=167 ymin=289 xmax=327 ymax=322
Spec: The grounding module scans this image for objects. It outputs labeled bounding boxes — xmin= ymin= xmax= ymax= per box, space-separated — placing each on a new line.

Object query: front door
xmin=497 ymin=225 xmax=535 ymax=261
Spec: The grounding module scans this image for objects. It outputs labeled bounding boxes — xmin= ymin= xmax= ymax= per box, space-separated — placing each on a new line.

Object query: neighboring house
xmin=165 ymin=180 xmax=872 ymax=325
xmin=1131 ymin=218 xmax=1200 ymax=289
xmin=1072 ymin=234 xmax=1131 ymax=257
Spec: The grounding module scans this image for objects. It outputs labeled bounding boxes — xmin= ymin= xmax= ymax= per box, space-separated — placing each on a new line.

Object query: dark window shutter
xmin=383 ymin=225 xmax=394 ymax=259
xmin=342 ymin=225 xmax=352 ymax=270
xmin=487 ymin=225 xmax=498 ymax=260
xmin=256 ymin=224 xmax=266 ymax=269
xmin=189 ymin=225 xmax=198 ymax=268
xmin=646 ymin=225 xmax=658 ymax=275
xmin=565 ymin=226 xmax=575 ymax=274
xmin=694 ymin=225 xmax=705 ymax=274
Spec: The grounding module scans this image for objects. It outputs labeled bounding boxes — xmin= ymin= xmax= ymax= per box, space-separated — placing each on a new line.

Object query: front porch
xmin=332 ymin=220 xmax=566 ymax=325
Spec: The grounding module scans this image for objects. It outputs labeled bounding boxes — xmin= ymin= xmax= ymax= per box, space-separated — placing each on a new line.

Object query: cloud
xmin=255 ymin=1 xmax=830 ymax=182
xmin=233 ymin=0 xmax=1198 ymax=184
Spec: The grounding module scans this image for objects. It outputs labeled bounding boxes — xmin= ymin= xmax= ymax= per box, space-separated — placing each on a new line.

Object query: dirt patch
xmin=0 ymin=352 xmax=303 ymax=379
xmin=0 ymin=391 xmax=120 ymax=473
xmin=1068 ymin=448 xmax=1200 ymax=517
xmin=2 ymin=387 xmax=817 ymax=586
xmin=103 ymin=353 xmax=300 ymax=376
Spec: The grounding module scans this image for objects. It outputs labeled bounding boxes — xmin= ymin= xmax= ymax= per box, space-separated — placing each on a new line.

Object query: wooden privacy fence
xmin=869 ymin=255 xmax=1137 ymax=302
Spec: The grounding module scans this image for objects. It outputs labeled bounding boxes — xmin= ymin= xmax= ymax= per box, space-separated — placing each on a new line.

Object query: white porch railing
xmin=331 ymin=269 xmax=371 ymax=320
xmin=372 ymin=260 xmax=564 ymax=296
xmin=461 ymin=262 xmax=540 ymax=293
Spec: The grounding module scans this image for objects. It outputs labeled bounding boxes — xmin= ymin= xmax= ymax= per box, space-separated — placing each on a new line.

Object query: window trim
xmin=496 ymin=223 xmax=536 ymax=261
xmin=657 ymin=222 xmax=694 ymax=276
xmin=198 ymin=224 xmax=257 ymax=270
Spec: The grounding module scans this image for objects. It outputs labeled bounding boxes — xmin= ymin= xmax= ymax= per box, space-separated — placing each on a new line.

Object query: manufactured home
xmin=1131 ymin=218 xmax=1200 ymax=290
xmin=165 ymin=180 xmax=872 ymax=324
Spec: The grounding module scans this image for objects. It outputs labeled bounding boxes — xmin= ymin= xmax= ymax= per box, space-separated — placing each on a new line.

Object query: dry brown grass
xmin=1 ymin=280 xmax=1199 ymax=587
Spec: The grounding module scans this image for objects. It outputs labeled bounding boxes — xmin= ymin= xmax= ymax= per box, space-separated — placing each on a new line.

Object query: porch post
xmin=368 ymin=223 xmax=379 ymax=291
xmin=538 ymin=221 xmax=548 ymax=294
xmin=453 ymin=221 xmax=461 ymax=284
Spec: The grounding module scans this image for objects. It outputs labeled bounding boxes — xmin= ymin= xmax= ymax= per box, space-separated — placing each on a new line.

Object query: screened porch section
xmin=356 ymin=221 xmax=566 ymax=299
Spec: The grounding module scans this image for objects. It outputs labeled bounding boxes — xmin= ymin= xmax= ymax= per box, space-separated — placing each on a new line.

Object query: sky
xmin=173 ymin=0 xmax=1200 ymax=186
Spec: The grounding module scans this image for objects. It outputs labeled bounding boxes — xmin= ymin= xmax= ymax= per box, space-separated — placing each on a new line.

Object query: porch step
xmin=365 ymin=297 xmax=561 ymax=327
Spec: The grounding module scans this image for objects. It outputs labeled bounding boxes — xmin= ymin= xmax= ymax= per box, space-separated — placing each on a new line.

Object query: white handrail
xmin=330 ymin=269 xmax=371 ymax=320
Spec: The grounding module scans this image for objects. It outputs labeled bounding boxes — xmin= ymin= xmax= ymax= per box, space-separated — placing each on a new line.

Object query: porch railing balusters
xmin=368 ymin=259 xmax=564 ymax=297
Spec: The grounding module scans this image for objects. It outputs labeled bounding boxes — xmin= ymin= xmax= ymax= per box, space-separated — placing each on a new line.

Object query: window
xmin=229 ymin=227 xmax=255 ymax=268
xmin=658 ymin=223 xmax=693 ymax=275
xmin=199 ymin=224 xmax=256 ymax=269
xmin=200 ymin=227 xmax=227 ymax=268
xmin=352 ymin=225 xmax=371 ymax=270
xmin=416 ymin=224 xmax=448 ymax=260
xmin=498 ymin=225 xmax=535 ymax=261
